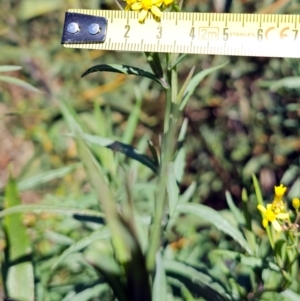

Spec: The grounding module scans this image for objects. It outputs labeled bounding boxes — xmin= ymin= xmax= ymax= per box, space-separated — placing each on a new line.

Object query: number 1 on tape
xmin=62 ymin=10 xmax=300 ymax=58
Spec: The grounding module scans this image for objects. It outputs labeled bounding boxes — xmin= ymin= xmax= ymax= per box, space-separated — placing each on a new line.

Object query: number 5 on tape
xmin=61 ymin=9 xmax=300 ymax=58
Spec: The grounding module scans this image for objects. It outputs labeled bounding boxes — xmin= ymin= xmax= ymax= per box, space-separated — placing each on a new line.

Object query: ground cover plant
xmin=0 ymin=0 xmax=299 ymax=300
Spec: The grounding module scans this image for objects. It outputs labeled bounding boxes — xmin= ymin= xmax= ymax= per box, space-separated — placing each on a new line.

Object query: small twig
xmin=113 ymin=0 xmax=123 ymax=10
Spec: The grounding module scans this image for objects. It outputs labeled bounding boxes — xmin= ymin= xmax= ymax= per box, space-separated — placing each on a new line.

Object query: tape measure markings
xmin=63 ymin=10 xmax=300 ymax=58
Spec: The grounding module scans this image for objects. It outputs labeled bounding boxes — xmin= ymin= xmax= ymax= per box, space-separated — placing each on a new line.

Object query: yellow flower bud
xmin=274 ymin=184 xmax=287 ymax=198
xmin=292 ymin=198 xmax=300 ymax=210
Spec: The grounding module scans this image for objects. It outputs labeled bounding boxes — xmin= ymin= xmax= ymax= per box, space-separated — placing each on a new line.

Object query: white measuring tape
xmin=62 ymin=10 xmax=300 ymax=58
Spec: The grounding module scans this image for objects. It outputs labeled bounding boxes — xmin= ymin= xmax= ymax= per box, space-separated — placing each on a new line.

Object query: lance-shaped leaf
xmin=164 ymin=260 xmax=230 ymax=301
xmin=0 ymin=75 xmax=41 ymax=93
xmin=179 ymin=61 xmax=228 ymax=111
xmin=0 ymin=65 xmax=22 ymax=72
xmin=17 ymin=163 xmax=81 ymax=191
xmin=152 ymin=252 xmax=167 ymax=301
xmin=81 ymin=64 xmax=169 ymax=88
xmin=52 ymin=227 xmax=110 ymax=270
xmin=3 ymin=177 xmax=34 ymax=301
xmin=72 ymin=133 xmax=159 ymax=174
xmin=175 ymin=203 xmax=252 ymax=254
xmin=147 ymin=140 xmax=160 ymax=167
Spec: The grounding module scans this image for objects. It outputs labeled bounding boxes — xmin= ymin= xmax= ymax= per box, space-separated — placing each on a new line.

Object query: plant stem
xmin=146 ymin=53 xmax=179 ymax=271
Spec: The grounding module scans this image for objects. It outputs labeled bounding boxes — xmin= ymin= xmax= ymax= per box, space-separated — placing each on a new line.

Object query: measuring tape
xmin=61 ymin=9 xmax=300 ymax=58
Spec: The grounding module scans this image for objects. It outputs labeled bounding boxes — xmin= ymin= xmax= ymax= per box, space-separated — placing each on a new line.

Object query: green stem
xmin=146 ymin=53 xmax=179 ymax=271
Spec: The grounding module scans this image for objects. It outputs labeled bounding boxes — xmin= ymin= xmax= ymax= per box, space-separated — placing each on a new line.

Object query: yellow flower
xmin=124 ymin=0 xmax=138 ymax=10
xmin=271 ymin=199 xmax=286 ymax=214
xmin=257 ymin=204 xmax=289 ymax=232
xmin=124 ymin=0 xmax=175 ymax=22
xmin=274 ymin=184 xmax=287 ymax=199
xmin=292 ymin=198 xmax=300 ymax=210
xmin=131 ymin=0 xmax=162 ymax=22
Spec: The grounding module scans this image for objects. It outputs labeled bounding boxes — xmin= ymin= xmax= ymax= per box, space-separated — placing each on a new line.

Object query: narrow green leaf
xmin=147 ymin=140 xmax=160 ymax=168
xmin=75 ymin=131 xmax=133 ymax=264
xmin=252 ymin=174 xmax=274 ymax=249
xmin=252 ymin=175 xmax=264 ymax=206
xmin=152 ymin=252 xmax=167 ymax=301
xmin=164 ymin=260 xmax=230 ymax=301
xmin=212 ymin=250 xmax=263 ymax=268
xmin=166 ymin=162 xmax=179 ymax=217
xmin=4 ymin=177 xmax=34 ymax=301
xmin=0 ymin=65 xmax=22 ymax=72
xmin=0 ymin=75 xmax=41 ymax=93
xmin=288 ymin=177 xmax=300 ymax=199
xmin=122 ymin=86 xmax=143 ymax=144
xmin=44 ymin=230 xmax=75 ymax=246
xmin=280 ymin=165 xmax=299 ymax=186
xmin=268 ymin=76 xmax=300 ymax=91
xmin=241 ymin=188 xmax=252 ymax=231
xmin=52 ymin=227 xmax=110 ymax=270
xmin=243 ymin=154 xmax=270 ymax=179
xmin=145 ymin=52 xmax=169 ymax=88
xmin=62 ymin=284 xmax=109 ymax=301
xmin=84 ymin=246 xmax=127 ymax=301
xmin=75 ymin=133 xmax=158 ymax=174
xmin=0 ymin=204 xmax=105 ymax=219
xmin=17 ymin=163 xmax=81 ymax=191
xmin=81 ymin=64 xmax=168 ymax=88
xmin=174 ymin=118 xmax=188 ymax=182
xmin=281 ymin=289 xmax=300 ymax=301
xmin=168 ymin=53 xmax=188 ymax=70
xmin=176 ymin=66 xmax=195 ymax=104
xmin=176 ymin=203 xmax=252 ymax=254
xmin=179 ymin=61 xmax=228 ymax=110
xmin=93 ymin=103 xmax=116 ymax=176
xmin=179 ymin=181 xmax=196 ymax=204
xmin=18 ymin=0 xmax=62 ymax=20
xmin=174 ymin=146 xmax=186 ymax=183
xmin=225 ymin=191 xmax=244 ymax=225
xmin=167 ymin=277 xmax=196 ymax=301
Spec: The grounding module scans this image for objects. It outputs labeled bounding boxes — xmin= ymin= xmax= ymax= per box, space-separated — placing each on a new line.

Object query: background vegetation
xmin=0 ymin=0 xmax=299 ymax=300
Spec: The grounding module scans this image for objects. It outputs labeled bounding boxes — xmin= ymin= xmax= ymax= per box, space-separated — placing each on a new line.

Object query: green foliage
xmin=0 ymin=0 xmax=299 ymax=300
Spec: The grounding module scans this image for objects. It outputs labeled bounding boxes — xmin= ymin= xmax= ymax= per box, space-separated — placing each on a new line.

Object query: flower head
xmin=257 ymin=204 xmax=289 ymax=232
xmin=271 ymin=200 xmax=286 ymax=214
xmin=124 ymin=0 xmax=175 ymax=22
xmin=131 ymin=0 xmax=162 ymax=22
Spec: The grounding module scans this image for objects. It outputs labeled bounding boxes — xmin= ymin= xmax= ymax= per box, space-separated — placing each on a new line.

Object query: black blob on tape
xmin=61 ymin=12 xmax=107 ymax=44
